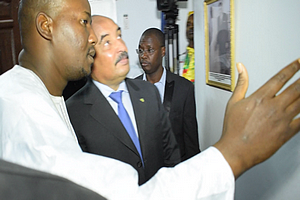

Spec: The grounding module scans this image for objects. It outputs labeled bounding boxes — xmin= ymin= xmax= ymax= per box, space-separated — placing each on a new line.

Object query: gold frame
xmin=204 ymin=0 xmax=235 ymax=91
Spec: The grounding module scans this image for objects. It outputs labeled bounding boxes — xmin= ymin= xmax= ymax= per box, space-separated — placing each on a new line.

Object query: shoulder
xmin=125 ymin=78 xmax=161 ymax=101
xmin=0 ymin=66 xmax=55 ymax=108
xmin=134 ymin=74 xmax=143 ymax=80
xmin=0 ymin=69 xmax=72 ymax=138
xmin=167 ymin=71 xmax=194 ymax=87
xmin=66 ymin=79 xmax=95 ymax=106
xmin=126 ymin=78 xmax=156 ymax=90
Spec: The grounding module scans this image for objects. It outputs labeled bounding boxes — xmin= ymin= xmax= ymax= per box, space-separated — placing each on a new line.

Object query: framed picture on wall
xmin=204 ymin=0 xmax=235 ymax=91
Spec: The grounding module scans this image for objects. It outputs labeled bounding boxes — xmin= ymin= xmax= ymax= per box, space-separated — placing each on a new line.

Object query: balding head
xmin=92 ymin=15 xmax=111 ymax=23
xmin=91 ymin=15 xmax=115 ymax=35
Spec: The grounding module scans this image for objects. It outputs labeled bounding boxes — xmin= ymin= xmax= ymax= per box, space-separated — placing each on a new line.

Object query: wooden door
xmin=0 ymin=0 xmax=21 ymax=75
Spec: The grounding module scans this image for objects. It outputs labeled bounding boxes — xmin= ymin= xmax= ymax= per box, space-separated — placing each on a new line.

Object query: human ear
xmin=36 ymin=12 xmax=53 ymax=40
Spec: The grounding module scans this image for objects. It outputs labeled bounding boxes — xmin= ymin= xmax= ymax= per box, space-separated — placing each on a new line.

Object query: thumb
xmin=230 ymin=63 xmax=249 ymax=104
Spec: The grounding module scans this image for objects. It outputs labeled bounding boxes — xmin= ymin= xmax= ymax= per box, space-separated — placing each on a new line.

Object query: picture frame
xmin=204 ymin=0 xmax=235 ymax=91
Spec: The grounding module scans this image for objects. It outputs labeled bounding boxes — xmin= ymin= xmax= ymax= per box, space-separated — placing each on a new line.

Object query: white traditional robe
xmin=0 ymin=65 xmax=235 ymax=200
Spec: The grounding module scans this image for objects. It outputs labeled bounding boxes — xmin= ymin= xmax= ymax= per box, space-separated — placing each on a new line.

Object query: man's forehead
xmin=93 ymin=17 xmax=119 ymax=31
xmin=94 ymin=23 xmax=121 ymax=43
xmin=140 ymin=34 xmax=158 ymax=44
xmin=96 ymin=24 xmax=120 ymax=35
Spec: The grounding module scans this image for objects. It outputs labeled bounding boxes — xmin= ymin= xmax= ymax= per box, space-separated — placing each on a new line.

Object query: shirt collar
xmin=92 ymin=79 xmax=128 ymax=98
xmin=142 ymin=67 xmax=166 ymax=84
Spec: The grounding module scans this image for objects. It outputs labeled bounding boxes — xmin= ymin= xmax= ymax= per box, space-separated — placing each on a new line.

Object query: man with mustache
xmin=66 ymin=15 xmax=181 ymax=185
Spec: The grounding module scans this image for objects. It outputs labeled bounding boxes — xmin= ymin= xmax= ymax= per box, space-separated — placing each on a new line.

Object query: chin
xmin=119 ymin=64 xmax=130 ymax=72
xmin=83 ymin=64 xmax=92 ymax=75
xmin=73 ymin=68 xmax=90 ymax=81
xmin=142 ymin=66 xmax=151 ymax=73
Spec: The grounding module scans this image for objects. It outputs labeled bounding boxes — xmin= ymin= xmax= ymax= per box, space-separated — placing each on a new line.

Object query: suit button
xmin=137 ymin=161 xmax=143 ymax=168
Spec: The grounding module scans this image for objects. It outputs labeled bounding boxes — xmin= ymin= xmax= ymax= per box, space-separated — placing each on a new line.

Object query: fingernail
xmin=237 ymin=63 xmax=243 ymax=74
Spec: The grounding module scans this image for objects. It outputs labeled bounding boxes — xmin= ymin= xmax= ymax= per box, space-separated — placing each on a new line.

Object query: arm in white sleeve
xmin=139 ymin=147 xmax=235 ymax=200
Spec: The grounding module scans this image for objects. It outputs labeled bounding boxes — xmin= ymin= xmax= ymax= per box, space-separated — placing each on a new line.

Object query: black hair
xmin=141 ymin=28 xmax=165 ymax=47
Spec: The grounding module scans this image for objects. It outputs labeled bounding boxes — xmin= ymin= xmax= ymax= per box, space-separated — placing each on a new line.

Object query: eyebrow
xmin=84 ymin=11 xmax=91 ymax=18
xmin=83 ymin=11 xmax=93 ymax=25
xmin=99 ymin=26 xmax=122 ymax=44
xmin=100 ymin=34 xmax=109 ymax=44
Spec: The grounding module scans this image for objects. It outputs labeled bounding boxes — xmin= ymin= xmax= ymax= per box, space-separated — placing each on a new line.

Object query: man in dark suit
xmin=0 ymin=159 xmax=106 ymax=200
xmin=66 ymin=16 xmax=180 ymax=185
xmin=136 ymin=28 xmax=200 ymax=161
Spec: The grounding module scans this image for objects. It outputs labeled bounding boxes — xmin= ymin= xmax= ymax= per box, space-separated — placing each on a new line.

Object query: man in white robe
xmin=0 ymin=65 xmax=235 ymax=199
xmin=0 ymin=0 xmax=299 ymax=199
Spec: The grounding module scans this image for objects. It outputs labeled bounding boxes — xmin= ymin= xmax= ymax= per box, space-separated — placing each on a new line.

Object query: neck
xmin=146 ymin=66 xmax=163 ymax=84
xmin=19 ymin=50 xmax=67 ymax=96
xmin=91 ymin=74 xmax=122 ymax=91
xmin=109 ymin=84 xmax=120 ymax=91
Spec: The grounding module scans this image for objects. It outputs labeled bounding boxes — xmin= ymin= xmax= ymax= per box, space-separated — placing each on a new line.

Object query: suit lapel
xmin=163 ymin=71 xmax=175 ymax=114
xmin=85 ymin=80 xmax=140 ymax=155
xmin=126 ymin=79 xmax=147 ymax=150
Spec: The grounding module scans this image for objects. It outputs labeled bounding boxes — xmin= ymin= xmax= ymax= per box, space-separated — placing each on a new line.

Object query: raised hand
xmin=214 ymin=59 xmax=300 ymax=179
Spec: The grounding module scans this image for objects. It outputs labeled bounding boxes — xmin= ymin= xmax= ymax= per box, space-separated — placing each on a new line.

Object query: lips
xmin=141 ymin=61 xmax=150 ymax=68
xmin=88 ymin=48 xmax=96 ymax=58
xmin=88 ymin=48 xmax=96 ymax=62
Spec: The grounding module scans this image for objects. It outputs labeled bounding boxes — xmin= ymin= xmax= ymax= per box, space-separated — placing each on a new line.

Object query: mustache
xmin=115 ymin=51 xmax=129 ymax=65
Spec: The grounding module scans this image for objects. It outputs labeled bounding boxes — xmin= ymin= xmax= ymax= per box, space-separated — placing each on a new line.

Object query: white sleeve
xmin=139 ymin=146 xmax=235 ymax=200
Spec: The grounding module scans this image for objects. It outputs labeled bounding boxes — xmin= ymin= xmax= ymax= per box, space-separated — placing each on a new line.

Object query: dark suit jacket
xmin=0 ymin=159 xmax=105 ymax=200
xmin=136 ymin=70 xmax=200 ymax=161
xmin=66 ymin=78 xmax=180 ymax=185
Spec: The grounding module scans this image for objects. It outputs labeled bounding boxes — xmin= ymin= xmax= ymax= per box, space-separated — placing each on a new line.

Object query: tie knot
xmin=109 ymin=90 xmax=123 ymax=104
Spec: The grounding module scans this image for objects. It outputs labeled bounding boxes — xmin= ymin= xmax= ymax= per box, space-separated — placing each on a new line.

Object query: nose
xmin=140 ymin=51 xmax=148 ymax=59
xmin=88 ymin=27 xmax=98 ymax=46
xmin=117 ymin=38 xmax=128 ymax=52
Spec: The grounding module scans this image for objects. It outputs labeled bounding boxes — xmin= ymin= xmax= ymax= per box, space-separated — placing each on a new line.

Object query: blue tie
xmin=109 ymin=91 xmax=144 ymax=166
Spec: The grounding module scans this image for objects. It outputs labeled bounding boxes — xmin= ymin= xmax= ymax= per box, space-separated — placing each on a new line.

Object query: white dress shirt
xmin=142 ymin=67 xmax=166 ymax=103
xmin=93 ymin=80 xmax=139 ymax=137
xmin=0 ymin=65 xmax=235 ymax=200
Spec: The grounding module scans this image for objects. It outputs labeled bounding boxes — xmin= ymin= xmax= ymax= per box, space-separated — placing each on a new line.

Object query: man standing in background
xmin=182 ymin=11 xmax=195 ymax=83
xmin=136 ymin=28 xmax=200 ymax=161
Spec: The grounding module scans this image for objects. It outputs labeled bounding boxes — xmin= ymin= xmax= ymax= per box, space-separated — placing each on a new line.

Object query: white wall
xmin=115 ymin=0 xmax=193 ymax=78
xmin=194 ymin=0 xmax=300 ymax=199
